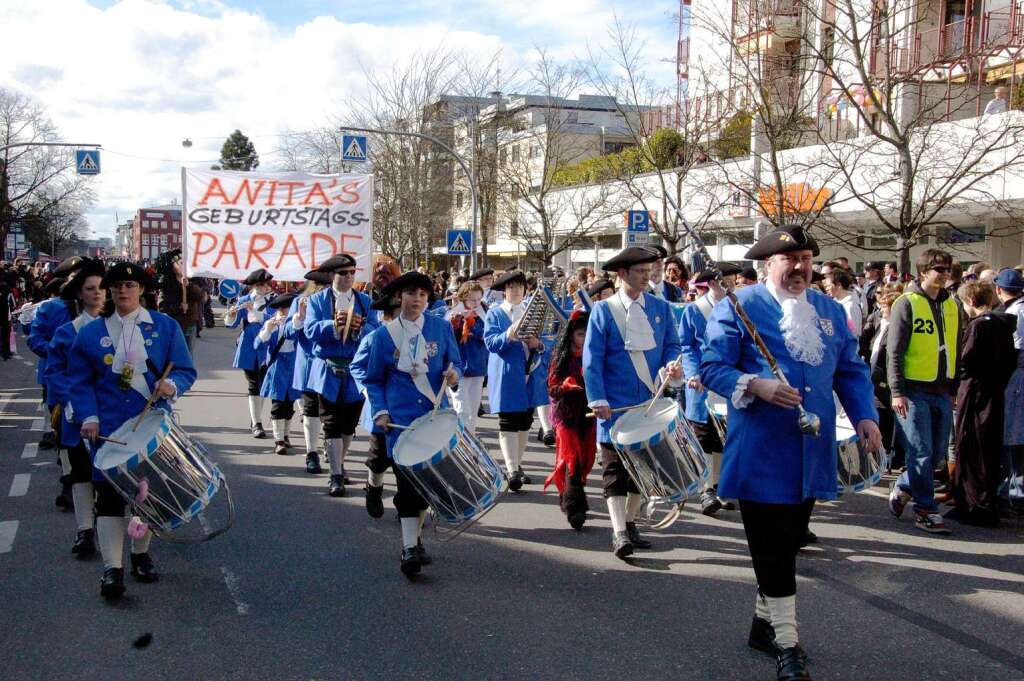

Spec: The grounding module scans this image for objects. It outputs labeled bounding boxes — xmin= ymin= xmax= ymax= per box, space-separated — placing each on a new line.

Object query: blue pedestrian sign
xmin=625 ymin=210 xmax=652 ymax=232
xmin=447 ymin=229 xmax=473 ymax=256
xmin=75 ymin=149 xmax=100 ymax=175
xmin=218 ymin=279 xmax=241 ymax=301
xmin=341 ymin=134 xmax=368 ymax=162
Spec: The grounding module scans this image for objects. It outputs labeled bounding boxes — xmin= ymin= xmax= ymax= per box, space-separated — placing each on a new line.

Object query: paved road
xmin=1 ymin=319 xmax=1023 ymax=681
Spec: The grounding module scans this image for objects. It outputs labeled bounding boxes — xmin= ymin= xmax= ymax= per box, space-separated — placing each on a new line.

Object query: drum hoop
xmin=99 ymin=416 xmax=172 ymax=473
xmin=614 ymin=403 xmax=679 ymax=452
xmin=394 ymin=410 xmax=462 ymax=471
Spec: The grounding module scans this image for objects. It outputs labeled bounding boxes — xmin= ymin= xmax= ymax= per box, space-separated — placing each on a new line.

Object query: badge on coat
xmin=100 ymin=336 xmax=113 ymax=347
xmin=819 ymin=318 xmax=834 ymax=336
xmin=425 ymin=341 xmax=439 ymax=358
xmin=103 ymin=353 xmax=114 ymax=365
xmin=145 ymin=339 xmax=153 ymax=347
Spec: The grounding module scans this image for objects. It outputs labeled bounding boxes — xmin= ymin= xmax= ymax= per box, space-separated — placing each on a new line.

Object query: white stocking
xmin=340 ymin=434 xmax=353 ymax=460
xmin=247 ymin=396 xmax=262 ymax=426
xmin=606 ymin=496 xmax=627 ymax=535
xmin=711 ymin=451 xmax=722 ymax=486
xmin=326 ymin=438 xmax=344 ymax=475
xmin=302 ymin=416 xmax=321 ymax=453
xmin=537 ymin=404 xmax=552 ymax=433
xmin=72 ymin=482 xmax=95 ymax=531
xmin=517 ymin=430 xmax=529 ymax=466
xmin=498 ymin=432 xmax=518 ymax=474
xmin=131 ymin=529 xmax=152 ymax=555
xmin=96 ymin=516 xmax=126 ymax=569
xmin=766 ymin=595 xmax=798 ymax=648
xmin=272 ymin=419 xmax=286 ymax=442
xmin=400 ymin=517 xmax=420 ymax=549
xmin=625 ymin=492 xmax=644 ymax=523
xmin=755 ymin=589 xmax=771 ymax=621
xmin=368 ymin=471 xmax=385 ymax=487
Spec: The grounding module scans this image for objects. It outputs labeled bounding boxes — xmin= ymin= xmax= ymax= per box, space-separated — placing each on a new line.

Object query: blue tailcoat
xmin=583 ymin=293 xmax=682 ymax=443
xmin=285 ymin=296 xmax=314 ymax=394
xmin=225 ymin=293 xmax=270 ymax=371
xmin=652 ymin=280 xmax=683 ymax=302
xmin=350 ymin=314 xmax=465 ymax=452
xmin=427 ymin=299 xmax=449 ymax=317
xmin=303 ymin=287 xmax=373 ymax=403
xmin=678 ymin=296 xmax=720 ymax=423
xmin=255 ymin=323 xmax=302 ymax=403
xmin=29 ymin=298 xmax=72 ymax=386
xmin=67 ymin=310 xmax=197 ymax=438
xmin=456 ymin=314 xmax=488 ymax=377
xmin=483 ymin=306 xmax=548 ymax=413
xmin=46 ymin=320 xmax=87 ymax=448
xmin=700 ymin=284 xmax=879 ymax=504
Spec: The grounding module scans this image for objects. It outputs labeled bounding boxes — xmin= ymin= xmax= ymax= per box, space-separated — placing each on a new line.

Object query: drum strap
xmin=696 ymin=294 xmax=714 ymax=321
xmin=385 ymin=318 xmax=437 ymax=402
xmin=605 ymin=296 xmax=656 ymax=394
xmin=266 ymin=334 xmax=289 ymax=368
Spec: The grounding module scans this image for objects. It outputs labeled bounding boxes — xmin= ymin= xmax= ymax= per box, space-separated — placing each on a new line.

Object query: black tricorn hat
xmin=694 ymin=263 xmax=743 ymax=284
xmin=382 ymin=272 xmax=434 ymax=298
xmin=243 ymin=268 xmax=274 ymax=286
xmin=267 ymin=292 xmax=298 ymax=310
xmin=740 ymin=267 xmax=758 ymax=281
xmin=602 ymin=246 xmax=660 ymax=272
xmin=492 ymin=271 xmax=527 ymax=291
xmin=44 ymin=277 xmax=67 ymax=295
xmin=303 ymin=269 xmax=333 ymax=286
xmin=53 ymin=256 xmax=86 ymax=277
xmin=60 ymin=258 xmax=106 ymax=300
xmin=101 ymin=262 xmax=155 ymax=289
xmin=586 ymin=279 xmax=615 ymax=297
xmin=318 ymin=254 xmax=357 ymax=273
xmin=371 ymin=295 xmax=401 ymax=313
xmin=744 ymin=225 xmax=820 ymax=260
xmin=469 ymin=268 xmax=494 ymax=281
xmin=646 ymin=244 xmax=668 ymax=259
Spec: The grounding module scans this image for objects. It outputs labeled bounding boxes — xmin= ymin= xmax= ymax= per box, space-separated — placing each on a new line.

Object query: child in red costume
xmin=545 ymin=311 xmax=595 ymax=530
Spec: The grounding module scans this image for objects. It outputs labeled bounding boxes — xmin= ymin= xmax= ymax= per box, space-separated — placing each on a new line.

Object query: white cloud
xmin=0 ymin=0 xmax=678 ymax=239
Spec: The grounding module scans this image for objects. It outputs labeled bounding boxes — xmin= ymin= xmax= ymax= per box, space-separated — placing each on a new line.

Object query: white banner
xmin=182 ymin=169 xmax=373 ymax=282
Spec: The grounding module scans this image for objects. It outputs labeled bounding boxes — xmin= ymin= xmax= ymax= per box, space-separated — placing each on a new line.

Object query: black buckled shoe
xmin=365 ymin=484 xmax=384 ymax=518
xmin=305 ymin=452 xmax=323 ymax=474
xmin=415 ymin=540 xmax=432 ymax=566
xmin=71 ymin=528 xmax=96 ymax=557
xmin=748 ymin=615 xmax=777 ymax=655
xmin=130 ymin=552 xmax=160 ymax=583
xmin=776 ymin=646 xmax=812 ymax=681
xmin=340 ymin=467 xmax=352 ymax=485
xmin=284 ymin=436 xmax=293 ymax=449
xmin=517 ymin=467 xmax=532 ymax=485
xmin=507 ymin=469 xmax=524 ymax=492
xmin=625 ymin=522 xmax=652 ymax=549
xmin=568 ymin=511 xmax=586 ymax=530
xmin=798 ymin=529 xmax=818 ymax=549
xmin=274 ymin=441 xmax=288 ymax=456
xmin=700 ymin=489 xmax=723 ymax=516
xmin=39 ymin=431 xmax=56 ymax=449
xmin=251 ymin=422 xmax=267 ymax=439
xmin=400 ymin=547 xmax=422 ymax=578
xmin=55 ymin=487 xmax=74 ymax=511
xmin=328 ymin=474 xmax=346 ymax=497
xmin=612 ymin=531 xmax=634 ymax=560
xmin=542 ymin=430 xmax=556 ymax=447
xmin=100 ymin=567 xmax=126 ymax=600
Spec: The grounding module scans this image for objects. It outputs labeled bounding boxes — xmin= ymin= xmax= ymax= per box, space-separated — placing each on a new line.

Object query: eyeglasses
xmin=930 ymin=266 xmax=951 ymax=274
xmin=111 ymin=281 xmax=140 ymax=290
xmin=336 ymin=270 xmax=356 ymax=276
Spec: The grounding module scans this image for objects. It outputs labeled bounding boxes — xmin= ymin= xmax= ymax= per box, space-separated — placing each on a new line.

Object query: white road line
xmin=21 ymin=443 xmax=38 ymax=459
xmin=9 ymin=474 xmax=30 ymax=497
xmin=219 ymin=567 xmax=250 ymax=615
xmin=29 ymin=418 xmax=43 ymax=431
xmin=0 ymin=521 xmax=18 ymax=553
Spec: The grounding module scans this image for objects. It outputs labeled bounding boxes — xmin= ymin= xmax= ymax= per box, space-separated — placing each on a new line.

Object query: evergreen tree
xmin=217 ymin=130 xmax=259 ymax=171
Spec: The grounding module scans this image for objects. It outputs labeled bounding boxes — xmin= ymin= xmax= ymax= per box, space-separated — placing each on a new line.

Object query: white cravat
xmin=332 ymin=287 xmax=355 ymax=339
xmin=396 ymin=315 xmax=427 ymax=376
xmin=108 ymin=307 xmax=152 ymax=398
xmin=618 ymin=289 xmax=656 ymax=352
xmin=649 ymin=280 xmax=665 ymax=300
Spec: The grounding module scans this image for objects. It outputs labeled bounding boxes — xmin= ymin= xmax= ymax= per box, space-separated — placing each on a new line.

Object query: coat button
xmin=804 ymin=387 xmax=811 ymax=393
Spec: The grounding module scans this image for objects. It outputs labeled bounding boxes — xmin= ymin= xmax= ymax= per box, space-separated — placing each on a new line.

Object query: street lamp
xmin=182 ymin=138 xmax=193 ymax=148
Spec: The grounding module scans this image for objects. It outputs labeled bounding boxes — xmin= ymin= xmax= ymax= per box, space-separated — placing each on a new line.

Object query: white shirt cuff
xmin=372 ymin=410 xmax=389 ymax=421
xmin=731 ymin=374 xmax=758 ymax=409
xmin=257 ymin=325 xmax=275 ymax=343
xmin=588 ymin=400 xmax=610 ymax=409
xmin=82 ymin=416 xmax=99 ymax=426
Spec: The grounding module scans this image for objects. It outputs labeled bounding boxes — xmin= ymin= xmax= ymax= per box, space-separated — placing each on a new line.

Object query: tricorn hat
xmin=602 ymin=246 xmax=661 ymax=272
xmin=744 ymin=225 xmax=819 ymax=260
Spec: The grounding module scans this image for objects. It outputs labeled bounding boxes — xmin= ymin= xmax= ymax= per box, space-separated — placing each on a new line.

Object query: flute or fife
xmin=662 ymin=195 xmax=822 ymax=437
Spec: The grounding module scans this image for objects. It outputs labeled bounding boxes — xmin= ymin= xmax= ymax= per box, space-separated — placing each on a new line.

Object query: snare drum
xmin=394 ymin=410 xmax=506 ymax=530
xmin=94 ymin=410 xmax=229 ymax=537
xmin=835 ymin=412 xmax=889 ymax=494
xmin=610 ymin=397 xmax=709 ymax=504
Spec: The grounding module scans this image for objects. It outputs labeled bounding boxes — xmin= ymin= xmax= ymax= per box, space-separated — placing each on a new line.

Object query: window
xmin=936 ymin=224 xmax=985 ymax=244
xmin=455 ymin=191 xmax=463 ymax=210
xmin=499 ymin=148 xmax=508 ymax=165
xmin=530 ymin=145 xmax=541 ymax=159
xmin=511 ymin=145 xmax=521 ymax=162
xmin=160 ymin=221 xmax=168 ymax=229
xmin=509 ymin=220 xmax=519 ymax=237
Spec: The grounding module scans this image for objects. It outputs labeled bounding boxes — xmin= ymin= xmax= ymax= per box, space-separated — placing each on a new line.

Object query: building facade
xmin=131 ymin=206 xmax=182 ymax=262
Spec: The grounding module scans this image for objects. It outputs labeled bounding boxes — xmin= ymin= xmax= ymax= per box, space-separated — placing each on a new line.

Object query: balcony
xmin=734 ymin=0 xmax=801 ymax=55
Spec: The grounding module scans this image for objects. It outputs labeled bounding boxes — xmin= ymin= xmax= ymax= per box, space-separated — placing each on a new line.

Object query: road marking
xmin=0 ymin=521 xmax=18 ymax=553
xmin=9 ymin=474 xmax=30 ymax=497
xmin=220 ymin=567 xmax=249 ymax=615
xmin=30 ymin=418 xmax=43 ymax=431
xmin=21 ymin=443 xmax=38 ymax=459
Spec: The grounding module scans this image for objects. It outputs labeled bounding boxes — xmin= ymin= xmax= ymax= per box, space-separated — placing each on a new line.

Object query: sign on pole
xmin=218 ymin=279 xmax=241 ymax=300
xmin=447 ymin=229 xmax=473 ymax=256
xmin=625 ymin=210 xmax=653 ymax=232
xmin=341 ymin=134 xmax=368 ymax=162
xmin=75 ymin=150 xmax=100 ymax=175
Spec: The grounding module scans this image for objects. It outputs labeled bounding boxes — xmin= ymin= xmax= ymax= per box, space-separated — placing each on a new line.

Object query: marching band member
xmin=700 ymin=226 xmax=880 ymax=681
xmin=678 ymin=265 xmax=742 ymax=516
xmin=225 ymin=268 xmax=274 ymax=438
xmin=287 ymin=269 xmax=332 ymax=474
xmin=533 ymin=269 xmax=561 ymax=448
xmin=45 ymin=259 xmax=106 ymax=557
xmin=68 ymin=262 xmax=197 ymax=601
xmin=255 ymin=292 xmax=301 ymax=456
xmin=647 ymin=245 xmax=684 ymax=302
xmin=471 ymin=268 xmax=503 ymax=306
xmin=545 ymin=310 xmax=594 ymax=530
xmin=351 ymin=272 xmax=464 ymax=578
xmin=484 ymin=271 xmax=548 ymax=491
xmin=587 ymin=278 xmax=616 ymax=302
xmin=303 ymin=254 xmax=372 ymax=497
xmin=583 ymin=247 xmax=684 ymax=559
xmin=446 ymin=282 xmax=488 ymax=435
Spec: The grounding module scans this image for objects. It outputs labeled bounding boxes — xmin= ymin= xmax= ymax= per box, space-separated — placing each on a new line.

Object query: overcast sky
xmin=0 ymin=0 xmax=677 ymax=239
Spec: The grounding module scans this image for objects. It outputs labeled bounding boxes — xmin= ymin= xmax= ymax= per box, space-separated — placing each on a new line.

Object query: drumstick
xmin=341 ymin=299 xmax=355 ymax=343
xmin=131 ymin=361 xmax=175 ymax=432
xmin=97 ymin=435 xmax=128 ymax=446
xmin=383 ymin=422 xmax=411 ymax=431
xmin=430 ymin=363 xmax=454 ymax=417
xmin=585 ymin=401 xmax=650 ymax=418
xmin=643 ymin=353 xmax=683 ymax=417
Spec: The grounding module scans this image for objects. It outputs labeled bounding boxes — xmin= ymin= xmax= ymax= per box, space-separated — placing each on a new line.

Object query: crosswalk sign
xmin=447 ymin=229 xmax=473 ymax=256
xmin=341 ymin=134 xmax=368 ymax=162
xmin=75 ymin=150 xmax=100 ymax=175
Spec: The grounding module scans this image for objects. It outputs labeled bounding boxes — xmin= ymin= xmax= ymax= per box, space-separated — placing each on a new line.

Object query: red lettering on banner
xmin=338 ymin=232 xmax=364 ymax=253
xmin=212 ymin=233 xmax=241 ymax=270
xmin=245 ymin=234 xmax=274 ymax=269
xmin=309 ymin=233 xmax=337 ymax=267
xmin=230 ymin=179 xmax=267 ymax=206
xmin=280 ymin=181 xmax=304 ymax=206
xmin=190 ymin=232 xmax=218 ymax=266
xmin=302 ymin=182 xmax=332 ymax=206
xmin=333 ymin=181 xmax=361 ymax=205
xmin=275 ymin=233 xmax=307 ymax=269
xmin=197 ymin=179 xmax=231 ymax=206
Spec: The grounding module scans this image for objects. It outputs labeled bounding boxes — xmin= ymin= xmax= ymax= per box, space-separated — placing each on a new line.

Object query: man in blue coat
xmin=584 ymin=246 xmax=684 ymax=559
xmin=700 ymin=225 xmax=881 ymax=681
xmin=285 ymin=269 xmax=332 ymax=473
xmin=255 ymin=292 xmax=302 ymax=456
xmin=303 ymin=254 xmax=373 ymax=497
xmin=224 ymin=268 xmax=274 ymax=438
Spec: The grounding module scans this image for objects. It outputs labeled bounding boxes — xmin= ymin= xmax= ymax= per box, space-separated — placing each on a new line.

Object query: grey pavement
xmin=1 ymin=319 xmax=1023 ymax=681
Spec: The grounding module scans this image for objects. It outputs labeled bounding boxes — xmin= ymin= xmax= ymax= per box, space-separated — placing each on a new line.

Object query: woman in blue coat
xmin=286 ymin=269 xmax=331 ymax=474
xmin=350 ymin=271 xmax=463 ymax=579
xmin=484 ymin=271 xmax=548 ymax=491
xmin=224 ymin=268 xmax=274 ymax=438
xmin=447 ymin=281 xmax=488 ymax=435
xmin=69 ymin=261 xmax=197 ymax=601
xmin=255 ymin=292 xmax=302 ymax=456
xmin=45 ymin=259 xmax=107 ymax=557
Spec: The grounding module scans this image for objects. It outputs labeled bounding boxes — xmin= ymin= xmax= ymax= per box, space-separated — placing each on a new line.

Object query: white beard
xmin=779 ymin=297 xmax=825 ymax=367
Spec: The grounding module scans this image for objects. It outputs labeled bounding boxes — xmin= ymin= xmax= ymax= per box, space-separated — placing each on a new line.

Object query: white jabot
xmin=106 ymin=307 xmax=153 ymax=399
xmin=618 ymin=289 xmax=656 ymax=352
xmin=247 ymin=293 xmax=269 ymax=323
xmin=500 ymin=300 xmax=525 ymax=326
xmin=765 ymin=279 xmax=825 ymax=366
xmin=332 ymin=288 xmax=355 ymax=339
xmin=396 ymin=315 xmax=427 ymax=376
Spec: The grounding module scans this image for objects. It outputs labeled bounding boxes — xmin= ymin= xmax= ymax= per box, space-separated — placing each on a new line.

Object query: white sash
xmin=605 ymin=296 xmax=656 ymax=393
xmin=103 ymin=313 xmax=151 ymax=401
xmin=695 ymin=294 xmax=715 ymax=321
xmin=385 ymin=318 xmax=437 ymax=402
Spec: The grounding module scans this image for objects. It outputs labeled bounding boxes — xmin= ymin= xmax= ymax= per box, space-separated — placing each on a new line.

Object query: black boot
xmin=71 ymin=528 xmax=96 ymax=557
xmin=55 ymin=484 xmax=74 ymax=512
xmin=305 ymin=452 xmax=323 ymax=474
xmin=328 ymin=474 xmax=345 ymax=497
xmin=274 ymin=441 xmax=288 ymax=456
xmin=39 ymin=431 xmax=56 ymax=449
xmin=100 ymin=567 xmax=126 ymax=600
xmin=400 ymin=547 xmax=421 ymax=578
xmin=798 ymin=529 xmax=818 ymax=548
xmin=518 ymin=467 xmax=532 ymax=485
xmin=776 ymin=647 xmax=812 ymax=681
xmin=625 ymin=521 xmax=652 ymax=549
xmin=130 ymin=552 xmax=160 ymax=583
xmin=507 ymin=469 xmax=524 ymax=492
xmin=365 ymin=484 xmax=384 ymax=518
xmin=748 ymin=615 xmax=777 ymax=655
xmin=415 ymin=539 xmax=432 ymax=566
xmin=612 ymin=531 xmax=634 ymax=560
xmin=700 ymin=488 xmax=723 ymax=516
xmin=251 ymin=422 xmax=267 ymax=439
xmin=542 ymin=430 xmax=556 ymax=447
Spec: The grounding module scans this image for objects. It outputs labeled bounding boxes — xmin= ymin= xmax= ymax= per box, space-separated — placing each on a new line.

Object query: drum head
xmin=93 ymin=411 xmax=170 ymax=471
xmin=612 ymin=398 xmax=678 ymax=448
xmin=394 ymin=411 xmax=460 ymax=467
